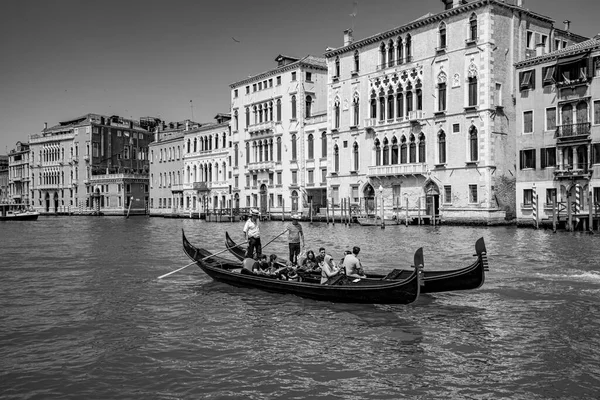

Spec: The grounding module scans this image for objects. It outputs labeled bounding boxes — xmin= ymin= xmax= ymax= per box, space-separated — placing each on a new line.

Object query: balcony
xmin=248 ymin=120 xmax=275 ymax=134
xmin=193 ymin=182 xmax=209 ymax=192
xmin=364 ymin=118 xmax=377 ymax=128
xmin=83 ymin=155 xmax=90 ymax=162
xmin=555 ymin=122 xmax=591 ymax=141
xmin=72 ymin=180 xmax=79 ymax=186
xmin=171 ymin=183 xmax=184 ymax=192
xmin=367 ymin=163 xmax=427 ymax=177
xmin=305 ymin=112 xmax=327 ymax=125
xmin=554 ymin=164 xmax=593 ymax=180
xmin=247 ymin=160 xmax=275 ymax=172
xmin=408 ymin=110 xmax=426 ymax=122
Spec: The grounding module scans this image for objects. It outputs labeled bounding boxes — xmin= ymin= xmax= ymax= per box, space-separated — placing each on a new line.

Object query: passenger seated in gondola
xmin=343 ymin=246 xmax=366 ymax=280
xmin=298 ymin=250 xmax=320 ymax=273
xmin=277 ymin=260 xmax=299 ymax=281
xmin=340 ymin=250 xmax=352 ymax=268
xmin=320 ymin=256 xmax=343 ymax=284
xmin=241 ymin=257 xmax=258 ymax=275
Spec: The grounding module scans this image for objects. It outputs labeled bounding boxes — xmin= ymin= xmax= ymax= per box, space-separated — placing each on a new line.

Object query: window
xmin=306 ymin=72 xmax=312 ymax=81
xmin=594 ymin=100 xmax=600 ymax=125
xmin=277 ymin=172 xmax=282 ymax=185
xmin=439 ymin=22 xmax=447 ymax=49
xmin=418 ymin=134 xmax=425 ymax=163
xmin=353 ymin=50 xmax=360 ymax=72
xmin=592 ymin=143 xmax=600 ymax=164
xmin=523 ymin=189 xmax=533 ymax=207
xmin=353 ymin=97 xmax=360 ymax=126
xmin=277 ymin=137 xmax=282 ymax=162
xmin=335 ymin=57 xmax=340 ymax=78
xmin=375 ymin=139 xmax=381 ymax=165
xmin=453 ymin=123 xmax=460 ymax=134
xmin=353 ymin=142 xmax=359 ymax=171
xmin=468 ymin=77 xmax=478 ymax=106
xmin=291 ymin=95 xmax=297 ymax=119
xmin=308 ymin=170 xmax=314 ymax=184
xmin=438 ymin=130 xmax=446 ymax=164
xmin=334 ymin=99 xmax=340 ymax=129
xmin=405 ymin=34 xmax=412 ymax=62
xmin=541 ymin=35 xmax=548 ymax=52
xmin=546 ymin=107 xmax=556 ymax=131
xmin=370 ymin=96 xmax=377 ymax=119
xmin=276 ymin=99 xmax=282 ymax=122
xmin=495 ymin=83 xmax=503 ymax=106
xmin=379 ymin=42 xmax=386 ymax=67
xmin=291 ymin=71 xmax=296 ymax=81
xmin=245 ymin=86 xmax=250 ymax=94
xmin=519 ymin=70 xmax=535 ymax=90
xmin=520 ymin=149 xmax=536 ymax=169
xmin=469 ymin=14 xmax=477 ymax=42
xmin=307 ymin=134 xmax=314 ymax=159
xmin=409 ymin=135 xmax=416 ymax=163
xmin=438 ymin=82 xmax=446 ymax=111
xmin=397 ymin=37 xmax=403 ymax=64
xmin=387 ymin=90 xmax=394 ymax=119
xmin=321 ymin=168 xmax=327 ymax=183
xmin=595 ymin=57 xmax=600 ymax=77
xmin=542 ymin=66 xmax=556 ymax=87
xmin=245 ymin=107 xmax=250 ymax=126
xmin=306 ymin=96 xmax=312 ymax=118
xmin=396 ymin=90 xmax=404 ymax=118
xmin=253 ymin=83 xmax=256 ymax=92
xmin=352 ymin=186 xmax=359 ymax=203
xmin=269 ymin=78 xmax=273 ymax=87
xmin=292 ymin=171 xmax=297 ymax=184
xmin=379 ymin=92 xmax=385 ymax=121
xmin=406 ymin=91 xmax=413 ymax=113
xmin=523 ymin=111 xmax=533 ymax=133
xmin=541 ymin=147 xmax=556 ymax=168
xmin=321 ymin=132 xmax=327 ymax=158
xmin=469 ymin=126 xmax=478 ymax=161
xmin=526 ymin=31 xmax=533 ymax=49
xmin=276 ymin=76 xmax=281 ymax=85
xmin=545 ymin=188 xmax=556 ymax=206
xmin=291 ymin=134 xmax=297 ymax=160
xmin=469 ymin=184 xmax=478 ymax=203
xmin=334 ymin=144 xmax=339 ymax=172
xmin=387 ymin=39 xmax=395 ymax=67
xmin=444 ymin=185 xmax=452 ymax=204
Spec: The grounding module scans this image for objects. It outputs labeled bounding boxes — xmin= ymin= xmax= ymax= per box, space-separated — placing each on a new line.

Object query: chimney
xmin=44 ymin=122 xmax=47 ymax=130
xmin=563 ymin=20 xmax=571 ymax=31
xmin=536 ymin=42 xmax=545 ymax=56
xmin=343 ymin=29 xmax=353 ymax=46
xmin=185 ymin=120 xmax=190 ymax=131
xmin=453 ymin=0 xmax=461 ymax=8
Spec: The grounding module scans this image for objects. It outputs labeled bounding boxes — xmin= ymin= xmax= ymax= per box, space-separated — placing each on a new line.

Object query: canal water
xmin=1 ymin=217 xmax=599 ymax=399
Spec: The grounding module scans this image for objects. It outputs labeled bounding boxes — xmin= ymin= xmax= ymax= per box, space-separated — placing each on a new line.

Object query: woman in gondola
xmin=299 ymin=250 xmax=320 ymax=273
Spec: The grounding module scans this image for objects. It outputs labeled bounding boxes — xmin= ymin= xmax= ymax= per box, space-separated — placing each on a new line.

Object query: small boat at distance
xmin=225 ymin=232 xmax=488 ymax=294
xmin=0 ymin=205 xmax=39 ymax=221
xmin=183 ymin=230 xmax=423 ymax=305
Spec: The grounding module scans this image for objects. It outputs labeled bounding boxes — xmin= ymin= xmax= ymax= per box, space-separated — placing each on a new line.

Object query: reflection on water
xmin=1 ymin=217 xmax=599 ymax=399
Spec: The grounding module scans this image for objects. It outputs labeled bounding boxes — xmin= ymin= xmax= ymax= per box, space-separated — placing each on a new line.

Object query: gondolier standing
xmin=286 ymin=214 xmax=304 ymax=265
xmin=243 ymin=209 xmax=262 ymax=259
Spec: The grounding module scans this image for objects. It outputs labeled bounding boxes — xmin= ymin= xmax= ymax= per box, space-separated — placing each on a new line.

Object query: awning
xmin=556 ymin=52 xmax=589 ymax=66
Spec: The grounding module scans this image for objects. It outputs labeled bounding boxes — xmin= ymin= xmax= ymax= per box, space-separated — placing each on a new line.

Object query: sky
xmin=1 ymin=0 xmax=597 ymax=153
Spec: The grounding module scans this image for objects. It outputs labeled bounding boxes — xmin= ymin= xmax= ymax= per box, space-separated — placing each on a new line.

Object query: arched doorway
xmin=53 ymin=192 xmax=59 ymax=213
xmin=45 ymin=192 xmax=50 ymax=213
xmin=234 ymin=193 xmax=240 ymax=211
xmin=260 ymin=184 xmax=268 ymax=214
xmin=424 ymin=180 xmax=440 ymax=221
xmin=363 ymin=184 xmax=375 ymax=215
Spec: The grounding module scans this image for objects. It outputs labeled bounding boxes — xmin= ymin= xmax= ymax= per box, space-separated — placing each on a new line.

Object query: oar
xmin=261 ymin=229 xmax=288 ymax=249
xmin=158 ymin=241 xmax=248 ymax=279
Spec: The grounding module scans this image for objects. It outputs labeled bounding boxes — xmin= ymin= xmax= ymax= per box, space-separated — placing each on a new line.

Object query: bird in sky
xmin=232 ymin=36 xmax=241 ymax=43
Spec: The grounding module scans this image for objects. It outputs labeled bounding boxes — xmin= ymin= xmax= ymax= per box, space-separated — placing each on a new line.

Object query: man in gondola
xmin=285 ymin=214 xmax=304 ymax=265
xmin=243 ymin=209 xmax=262 ymax=259
xmin=343 ymin=246 xmax=366 ymax=280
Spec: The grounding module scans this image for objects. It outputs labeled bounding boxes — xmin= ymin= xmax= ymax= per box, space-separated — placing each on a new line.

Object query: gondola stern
xmin=413 ymin=247 xmax=425 ymax=288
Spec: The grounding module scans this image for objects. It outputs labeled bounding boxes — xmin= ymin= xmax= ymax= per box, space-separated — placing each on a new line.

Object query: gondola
xmin=225 ymin=232 xmax=489 ymax=294
xmin=183 ymin=230 xmax=423 ymax=304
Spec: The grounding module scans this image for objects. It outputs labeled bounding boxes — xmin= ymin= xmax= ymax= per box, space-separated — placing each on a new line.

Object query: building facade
xmin=230 ymin=54 xmax=328 ymax=217
xmin=0 ymin=155 xmax=8 ymax=204
xmin=323 ymin=0 xmax=586 ymax=224
xmin=148 ymin=120 xmax=201 ymax=216
xmin=182 ymin=114 xmax=231 ymax=217
xmin=7 ymin=142 xmax=31 ymax=206
xmin=29 ymin=114 xmax=153 ymax=214
xmin=515 ymin=36 xmax=600 ymax=228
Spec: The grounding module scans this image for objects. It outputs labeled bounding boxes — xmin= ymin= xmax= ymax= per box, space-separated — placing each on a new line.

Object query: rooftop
xmin=515 ymin=36 xmax=600 ymax=68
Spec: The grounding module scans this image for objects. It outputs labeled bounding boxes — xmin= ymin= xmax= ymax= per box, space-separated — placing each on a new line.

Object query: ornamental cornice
xmin=324 ymin=0 xmax=554 ymax=58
